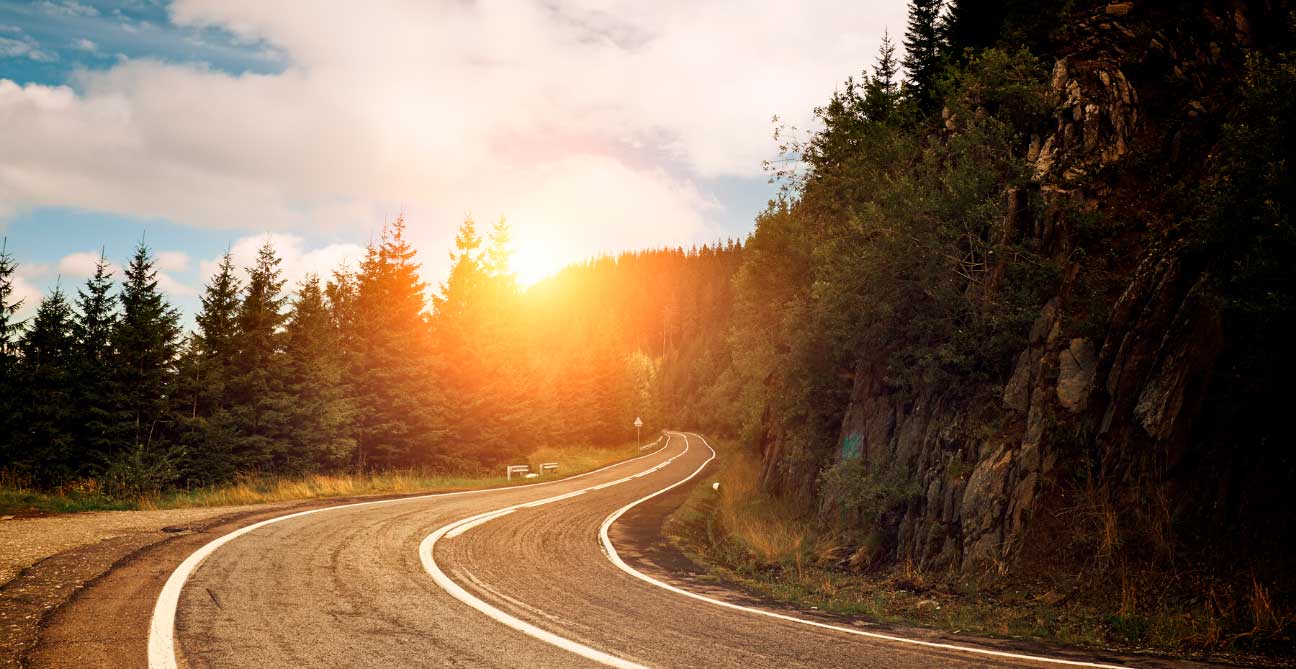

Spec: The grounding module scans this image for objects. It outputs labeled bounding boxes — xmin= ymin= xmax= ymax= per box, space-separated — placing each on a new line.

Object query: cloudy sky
xmin=1 ymin=0 xmax=906 ymax=323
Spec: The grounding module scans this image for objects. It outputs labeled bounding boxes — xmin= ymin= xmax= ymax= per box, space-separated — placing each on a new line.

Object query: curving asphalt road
xmin=29 ymin=432 xmax=1199 ymax=668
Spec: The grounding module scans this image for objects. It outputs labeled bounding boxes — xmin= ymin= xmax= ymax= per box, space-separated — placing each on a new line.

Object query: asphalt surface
xmin=27 ymin=433 xmax=1213 ymax=668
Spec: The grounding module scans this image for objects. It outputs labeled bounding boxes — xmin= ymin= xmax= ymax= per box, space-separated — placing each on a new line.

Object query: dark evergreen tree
xmin=72 ymin=252 xmax=118 ymax=469
xmin=354 ymin=216 xmax=442 ymax=469
xmin=16 ymin=286 xmax=78 ymax=484
xmin=195 ymin=251 xmax=242 ymax=410
xmin=230 ymin=241 xmax=291 ymax=470
xmin=111 ymin=242 xmax=182 ymax=452
xmin=863 ymin=30 xmax=902 ymax=122
xmin=285 ymin=274 xmax=355 ymax=469
xmin=902 ymin=0 xmax=946 ymax=111
xmin=0 ymin=239 xmax=23 ymax=471
xmin=173 ymin=252 xmax=243 ymax=484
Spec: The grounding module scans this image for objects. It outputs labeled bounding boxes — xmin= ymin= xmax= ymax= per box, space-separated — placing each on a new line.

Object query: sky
xmin=0 ymin=0 xmax=908 ymax=325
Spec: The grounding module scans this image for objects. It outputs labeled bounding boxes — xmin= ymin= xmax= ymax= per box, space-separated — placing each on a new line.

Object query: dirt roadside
xmin=0 ymin=501 xmax=324 ymax=668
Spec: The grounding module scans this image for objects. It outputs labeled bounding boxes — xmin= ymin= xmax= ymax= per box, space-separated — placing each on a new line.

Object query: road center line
xmin=597 ymin=432 xmax=1135 ymax=669
xmin=418 ymin=435 xmax=695 ymax=669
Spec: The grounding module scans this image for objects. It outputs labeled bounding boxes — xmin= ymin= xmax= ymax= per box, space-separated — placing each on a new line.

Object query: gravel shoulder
xmin=0 ymin=505 xmax=275 ymax=587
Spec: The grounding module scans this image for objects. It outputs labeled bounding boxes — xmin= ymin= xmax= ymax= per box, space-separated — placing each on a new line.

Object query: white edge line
xmin=416 ymin=435 xmax=695 ymax=669
xmin=147 ymin=439 xmax=671 ymax=669
xmin=597 ymin=432 xmax=1135 ymax=669
xmin=446 ymin=509 xmax=516 ymax=539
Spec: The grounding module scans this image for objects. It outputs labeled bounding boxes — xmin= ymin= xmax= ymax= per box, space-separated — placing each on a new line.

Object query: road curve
xmin=109 ymin=430 xmax=1169 ymax=669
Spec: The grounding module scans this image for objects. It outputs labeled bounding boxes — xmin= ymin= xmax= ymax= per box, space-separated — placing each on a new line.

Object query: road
xmin=29 ymin=433 xmax=1192 ymax=668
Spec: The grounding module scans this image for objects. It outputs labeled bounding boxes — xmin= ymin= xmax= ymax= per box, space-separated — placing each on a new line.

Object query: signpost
xmin=634 ymin=416 xmax=643 ymax=450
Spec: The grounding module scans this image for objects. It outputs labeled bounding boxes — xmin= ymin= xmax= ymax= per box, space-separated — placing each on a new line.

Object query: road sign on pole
xmin=634 ymin=417 xmax=643 ymax=449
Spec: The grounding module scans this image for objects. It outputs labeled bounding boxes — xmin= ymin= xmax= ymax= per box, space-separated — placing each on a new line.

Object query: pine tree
xmin=864 ymin=30 xmax=902 ymax=121
xmin=432 ymin=216 xmax=486 ymax=326
xmin=0 ymin=239 xmax=23 ymax=470
xmin=353 ymin=216 xmax=441 ymax=469
xmin=431 ymin=217 xmax=497 ymax=462
xmin=0 ymin=239 xmax=21 ymax=361
xmin=18 ymin=286 xmax=79 ymax=484
xmin=72 ymin=252 xmax=118 ymax=468
xmin=230 ymin=241 xmax=291 ymax=470
xmin=285 ymin=274 xmax=355 ymax=469
xmin=903 ymin=0 xmax=947 ymax=111
xmin=172 ymin=252 xmax=243 ymax=484
xmin=193 ymin=252 xmax=241 ymax=415
xmin=111 ymin=242 xmax=182 ymax=453
xmin=485 ymin=217 xmax=515 ymax=284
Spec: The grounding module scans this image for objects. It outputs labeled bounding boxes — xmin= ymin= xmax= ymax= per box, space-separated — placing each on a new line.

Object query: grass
xmin=664 ymin=438 xmax=1296 ymax=665
xmin=0 ymin=441 xmax=650 ymax=516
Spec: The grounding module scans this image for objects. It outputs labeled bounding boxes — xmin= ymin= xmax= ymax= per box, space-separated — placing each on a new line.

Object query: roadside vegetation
xmin=667 ymin=440 xmax=1293 ymax=665
xmin=0 ymin=441 xmax=646 ymax=516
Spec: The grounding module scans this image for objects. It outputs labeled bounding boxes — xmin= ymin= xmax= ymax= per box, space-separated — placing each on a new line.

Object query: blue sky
xmin=1 ymin=0 xmax=906 ymax=325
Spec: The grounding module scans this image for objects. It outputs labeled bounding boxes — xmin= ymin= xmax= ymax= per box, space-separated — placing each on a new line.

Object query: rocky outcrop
xmin=803 ymin=0 xmax=1268 ymax=575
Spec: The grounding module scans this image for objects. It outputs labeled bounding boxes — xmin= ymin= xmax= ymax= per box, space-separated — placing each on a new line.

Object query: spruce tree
xmin=864 ymin=30 xmax=902 ymax=122
xmin=0 ymin=239 xmax=23 ymax=470
xmin=354 ymin=216 xmax=441 ymax=469
xmin=285 ymin=274 xmax=355 ymax=469
xmin=16 ymin=286 xmax=78 ymax=484
xmin=230 ymin=241 xmax=291 ymax=470
xmin=902 ymin=0 xmax=947 ymax=111
xmin=431 ymin=217 xmax=493 ymax=462
xmin=111 ymin=242 xmax=182 ymax=453
xmin=173 ymin=252 xmax=243 ymax=484
xmin=72 ymin=252 xmax=118 ymax=468
xmin=194 ymin=251 xmax=242 ymax=415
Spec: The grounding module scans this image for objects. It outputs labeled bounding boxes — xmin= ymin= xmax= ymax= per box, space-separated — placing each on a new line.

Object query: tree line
xmin=0 ymin=218 xmax=742 ymax=494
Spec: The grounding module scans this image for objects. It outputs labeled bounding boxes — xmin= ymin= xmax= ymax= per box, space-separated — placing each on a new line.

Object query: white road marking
xmin=446 ymin=509 xmax=516 ymax=539
xmin=598 ymin=432 xmax=1135 ymax=669
xmin=147 ymin=441 xmax=671 ymax=669
xmin=418 ymin=435 xmax=694 ymax=669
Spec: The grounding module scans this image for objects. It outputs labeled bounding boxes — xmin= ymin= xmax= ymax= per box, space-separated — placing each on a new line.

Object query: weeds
xmin=0 ymin=441 xmax=642 ymax=515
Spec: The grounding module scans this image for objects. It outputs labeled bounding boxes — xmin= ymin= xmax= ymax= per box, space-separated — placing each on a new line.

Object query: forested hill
xmin=0 ymin=220 xmax=741 ymax=489
xmin=666 ymin=0 xmax=1296 ymax=651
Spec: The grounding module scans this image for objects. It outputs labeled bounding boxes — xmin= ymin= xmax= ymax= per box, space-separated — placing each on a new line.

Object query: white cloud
xmin=72 ymin=37 xmax=98 ymax=53
xmin=156 ymin=250 xmax=190 ymax=272
xmin=198 ymin=233 xmax=367 ymax=295
xmin=0 ymin=1 xmax=908 ymax=276
xmin=37 ymin=0 xmax=100 ymax=18
xmin=155 ymin=270 xmax=195 ymax=297
xmin=0 ymin=31 xmax=57 ymax=62
xmin=57 ymin=250 xmax=118 ymax=278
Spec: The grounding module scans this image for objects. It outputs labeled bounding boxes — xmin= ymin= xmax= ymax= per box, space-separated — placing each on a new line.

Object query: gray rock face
xmin=1057 ymin=338 xmax=1097 ymax=411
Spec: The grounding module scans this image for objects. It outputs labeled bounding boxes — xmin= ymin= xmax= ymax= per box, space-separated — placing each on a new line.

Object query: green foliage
xmin=727 ymin=48 xmax=1056 ymax=501
xmin=101 ymin=441 xmax=183 ymax=498
xmin=72 ymin=252 xmax=118 ymax=466
xmin=353 ymin=215 xmax=442 ymax=469
xmin=902 ymin=0 xmax=946 ymax=110
xmin=284 ymin=274 xmax=355 ymax=469
xmin=16 ymin=287 xmax=78 ymax=485
xmin=0 ymin=239 xmax=23 ymax=473
xmin=111 ymin=242 xmax=182 ymax=451
xmin=230 ymin=241 xmax=292 ymax=470
xmin=818 ymin=455 xmax=922 ymax=537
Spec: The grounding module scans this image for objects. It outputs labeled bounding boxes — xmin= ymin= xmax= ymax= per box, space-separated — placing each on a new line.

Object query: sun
xmin=510 ymin=231 xmax=566 ymax=288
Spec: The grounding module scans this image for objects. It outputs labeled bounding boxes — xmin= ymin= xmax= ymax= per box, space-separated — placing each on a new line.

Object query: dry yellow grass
xmin=709 ymin=448 xmax=840 ymax=573
xmin=4 ymin=441 xmax=646 ymax=515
